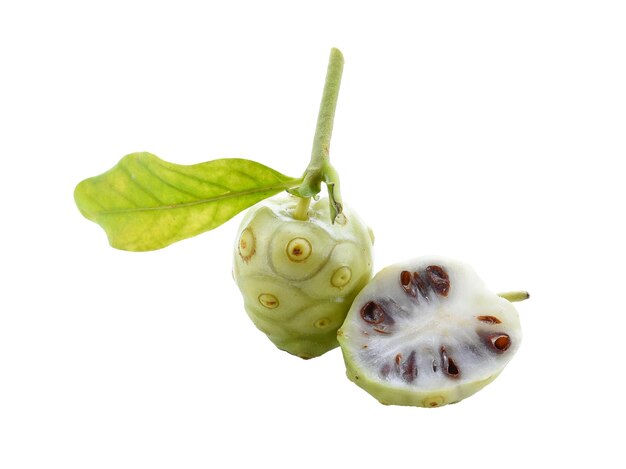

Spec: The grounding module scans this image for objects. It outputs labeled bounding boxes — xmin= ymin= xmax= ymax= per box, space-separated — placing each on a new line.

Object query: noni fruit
xmin=233 ymin=194 xmax=374 ymax=359
xmin=337 ymin=256 xmax=522 ymax=406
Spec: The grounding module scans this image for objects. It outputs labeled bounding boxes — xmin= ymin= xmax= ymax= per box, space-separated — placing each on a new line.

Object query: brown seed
xmin=413 ymin=272 xmax=430 ymax=299
xmin=441 ymin=347 xmax=460 ymax=378
xmin=360 ymin=301 xmax=385 ymax=324
xmin=400 ymin=351 xmax=418 ymax=383
xmin=395 ymin=353 xmax=402 ymax=365
xmin=400 ymin=270 xmax=417 ymax=297
xmin=477 ymin=315 xmax=502 ymax=324
xmin=400 ymin=270 xmax=412 ymax=287
xmin=489 ymin=334 xmax=511 ymax=352
xmin=447 ymin=358 xmax=459 ymax=376
xmin=426 ymin=265 xmax=450 ymax=297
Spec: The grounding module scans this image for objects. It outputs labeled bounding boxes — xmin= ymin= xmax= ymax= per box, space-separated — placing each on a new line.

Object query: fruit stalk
xmin=292 ymin=48 xmax=345 ymax=222
xmin=311 ymin=48 xmax=344 ymax=168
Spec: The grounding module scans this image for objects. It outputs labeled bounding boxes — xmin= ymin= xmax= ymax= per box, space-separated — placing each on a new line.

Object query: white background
xmin=1 ymin=1 xmax=625 ymax=467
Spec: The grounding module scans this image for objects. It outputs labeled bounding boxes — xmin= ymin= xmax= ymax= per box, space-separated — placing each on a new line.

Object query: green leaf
xmin=75 ymin=152 xmax=301 ymax=251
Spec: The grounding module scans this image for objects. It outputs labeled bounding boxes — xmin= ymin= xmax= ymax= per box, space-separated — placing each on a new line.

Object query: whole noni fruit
xmin=233 ymin=194 xmax=374 ymax=359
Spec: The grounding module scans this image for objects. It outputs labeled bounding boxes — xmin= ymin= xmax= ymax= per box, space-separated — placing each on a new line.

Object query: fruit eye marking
xmin=331 ymin=266 xmax=352 ymax=288
xmin=314 ymin=318 xmax=331 ymax=329
xmin=360 ymin=301 xmax=385 ymax=324
xmin=238 ymin=228 xmax=256 ymax=262
xmin=477 ymin=315 xmax=502 ymax=324
xmin=258 ymin=293 xmax=279 ymax=309
xmin=488 ymin=334 xmax=511 ymax=352
xmin=440 ymin=347 xmax=460 ymax=378
xmin=425 ymin=265 xmax=450 ymax=297
xmin=423 ymin=396 xmax=444 ymax=407
xmin=286 ymin=237 xmax=312 ymax=262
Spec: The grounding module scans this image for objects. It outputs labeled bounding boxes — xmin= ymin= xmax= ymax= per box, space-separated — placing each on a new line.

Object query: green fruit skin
xmin=337 ymin=330 xmax=501 ymax=407
xmin=233 ymin=195 xmax=374 ymax=359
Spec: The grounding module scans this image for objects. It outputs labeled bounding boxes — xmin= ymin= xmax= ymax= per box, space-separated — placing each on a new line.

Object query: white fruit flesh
xmin=233 ymin=194 xmax=374 ymax=358
xmin=337 ymin=256 xmax=521 ymax=407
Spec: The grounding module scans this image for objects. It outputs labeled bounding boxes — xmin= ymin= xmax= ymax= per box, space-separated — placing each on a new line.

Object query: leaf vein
xmin=229 ymin=168 xmax=264 ymax=184
xmin=137 ymin=157 xmax=203 ymax=200
xmin=93 ymin=180 xmax=300 ymax=215
xmin=155 ymin=161 xmax=233 ymax=192
xmin=119 ymin=163 xmax=164 ymax=205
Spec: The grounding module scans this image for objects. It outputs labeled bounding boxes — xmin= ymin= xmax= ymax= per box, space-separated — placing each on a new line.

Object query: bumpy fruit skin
xmin=337 ymin=256 xmax=522 ymax=407
xmin=233 ymin=194 xmax=374 ymax=359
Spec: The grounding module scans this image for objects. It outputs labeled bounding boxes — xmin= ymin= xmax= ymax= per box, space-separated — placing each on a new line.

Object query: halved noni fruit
xmin=337 ymin=256 xmax=524 ymax=407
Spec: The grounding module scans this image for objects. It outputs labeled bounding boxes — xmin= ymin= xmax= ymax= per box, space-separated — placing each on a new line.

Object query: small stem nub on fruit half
xmin=289 ymin=48 xmax=345 ymax=223
xmin=498 ymin=291 xmax=530 ymax=302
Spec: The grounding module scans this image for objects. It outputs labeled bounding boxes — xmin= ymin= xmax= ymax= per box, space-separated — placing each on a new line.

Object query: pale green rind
xmin=74 ymin=152 xmax=301 ymax=251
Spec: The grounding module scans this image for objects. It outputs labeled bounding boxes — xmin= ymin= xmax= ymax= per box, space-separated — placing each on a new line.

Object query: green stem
xmin=498 ymin=291 xmax=530 ymax=302
xmin=291 ymin=48 xmax=345 ymax=223
xmin=311 ymin=48 xmax=344 ymax=170
xmin=293 ymin=196 xmax=311 ymax=221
